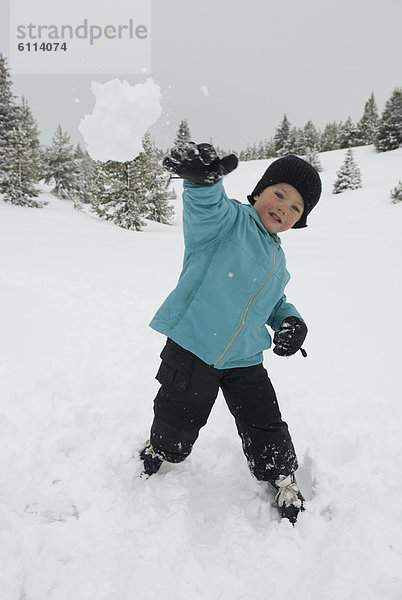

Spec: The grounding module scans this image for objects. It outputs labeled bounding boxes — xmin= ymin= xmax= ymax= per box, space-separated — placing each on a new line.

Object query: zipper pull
xmin=300 ymin=348 xmax=307 ymax=358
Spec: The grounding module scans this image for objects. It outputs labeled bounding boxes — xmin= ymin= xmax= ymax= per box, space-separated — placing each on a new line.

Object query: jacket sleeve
xmin=182 ymin=179 xmax=238 ymax=249
xmin=266 ymin=293 xmax=304 ymax=332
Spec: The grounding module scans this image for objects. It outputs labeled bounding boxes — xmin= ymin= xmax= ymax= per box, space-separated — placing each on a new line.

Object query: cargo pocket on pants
xmin=155 ymin=340 xmax=194 ymax=393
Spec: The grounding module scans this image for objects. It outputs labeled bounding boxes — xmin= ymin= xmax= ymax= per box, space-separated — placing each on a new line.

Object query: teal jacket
xmin=149 ymin=179 xmax=303 ymax=369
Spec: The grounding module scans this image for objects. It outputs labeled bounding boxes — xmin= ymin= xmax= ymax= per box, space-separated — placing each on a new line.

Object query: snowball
xmin=200 ymin=85 xmax=210 ymax=97
xmin=79 ymin=78 xmax=162 ymax=162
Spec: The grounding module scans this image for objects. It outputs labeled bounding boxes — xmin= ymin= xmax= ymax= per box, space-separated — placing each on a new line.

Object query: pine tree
xmin=339 ymin=117 xmax=359 ymax=148
xmin=257 ymin=140 xmax=265 ymax=159
xmin=321 ymin=122 xmax=341 ymax=151
xmin=288 ymin=127 xmax=306 ymax=155
xmin=375 ymin=88 xmax=402 ymax=152
xmin=304 ymin=147 xmax=322 ymax=172
xmin=0 ymin=53 xmax=20 ymax=190
xmin=274 ymin=114 xmax=292 ymax=156
xmin=1 ymin=97 xmax=44 ymax=207
xmin=74 ymin=143 xmax=86 ymax=159
xmin=303 ymin=120 xmax=321 ymax=151
xmin=0 ymin=54 xmax=19 ymax=161
xmin=19 ymin=97 xmax=41 ymax=176
xmin=43 ymin=125 xmax=79 ymax=199
xmin=91 ymin=133 xmax=175 ymax=230
xmin=1 ymin=129 xmax=43 ymax=207
xmin=89 ymin=160 xmax=112 ymax=215
xmin=174 ymin=119 xmax=192 ymax=146
xmin=92 ymin=160 xmax=147 ymax=231
xmin=0 ymin=57 xmax=43 ymax=207
xmin=333 ymin=148 xmax=362 ymax=194
xmin=75 ymin=151 xmax=98 ymax=204
xmin=243 ymin=144 xmax=253 ymax=161
xmin=132 ymin=132 xmax=175 ymax=224
xmin=356 ymin=93 xmax=379 ymax=146
xmin=264 ymin=138 xmax=276 ymax=159
xmin=390 ymin=180 xmax=402 ymax=204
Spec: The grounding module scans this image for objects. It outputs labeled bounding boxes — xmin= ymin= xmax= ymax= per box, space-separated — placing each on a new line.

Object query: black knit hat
xmin=247 ymin=155 xmax=322 ymax=228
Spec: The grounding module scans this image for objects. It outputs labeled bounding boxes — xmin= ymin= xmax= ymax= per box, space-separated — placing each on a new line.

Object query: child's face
xmin=253 ymin=183 xmax=304 ymax=234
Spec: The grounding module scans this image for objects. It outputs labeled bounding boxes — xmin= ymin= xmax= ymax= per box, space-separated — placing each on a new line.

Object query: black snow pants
xmin=149 ymin=338 xmax=298 ymax=482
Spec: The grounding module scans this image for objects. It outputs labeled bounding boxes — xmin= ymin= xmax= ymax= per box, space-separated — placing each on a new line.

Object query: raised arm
xmin=163 ymin=142 xmax=239 ymax=247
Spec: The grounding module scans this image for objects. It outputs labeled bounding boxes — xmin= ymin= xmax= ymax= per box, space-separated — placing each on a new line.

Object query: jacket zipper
xmin=213 ymin=238 xmax=277 ymax=367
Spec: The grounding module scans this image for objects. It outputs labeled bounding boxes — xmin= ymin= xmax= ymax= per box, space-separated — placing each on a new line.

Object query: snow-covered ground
xmin=1 ymin=146 xmax=402 ymax=600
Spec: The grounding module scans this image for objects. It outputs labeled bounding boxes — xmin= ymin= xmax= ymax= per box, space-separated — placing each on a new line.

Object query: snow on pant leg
xmin=150 ymin=339 xmax=220 ymax=463
xmin=219 ymin=363 xmax=298 ymax=482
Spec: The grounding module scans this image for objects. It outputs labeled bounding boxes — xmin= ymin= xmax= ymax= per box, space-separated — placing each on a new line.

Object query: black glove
xmin=162 ymin=142 xmax=238 ymax=185
xmin=273 ymin=317 xmax=308 ymax=357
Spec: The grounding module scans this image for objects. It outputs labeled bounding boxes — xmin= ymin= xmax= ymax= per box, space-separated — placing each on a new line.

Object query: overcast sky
xmin=1 ymin=0 xmax=401 ymax=152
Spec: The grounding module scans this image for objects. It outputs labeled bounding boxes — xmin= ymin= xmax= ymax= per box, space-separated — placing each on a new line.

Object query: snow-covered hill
xmin=1 ymin=146 xmax=402 ymax=600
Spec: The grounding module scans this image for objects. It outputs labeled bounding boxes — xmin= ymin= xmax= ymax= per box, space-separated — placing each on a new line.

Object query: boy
xmin=140 ymin=143 xmax=322 ymax=524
